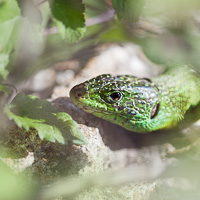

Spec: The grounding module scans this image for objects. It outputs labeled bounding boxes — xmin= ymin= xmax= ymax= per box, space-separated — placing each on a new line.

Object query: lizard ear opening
xmin=150 ymin=103 xmax=159 ymax=119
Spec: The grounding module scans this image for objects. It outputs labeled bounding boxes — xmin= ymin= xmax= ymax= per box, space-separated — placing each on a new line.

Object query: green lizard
xmin=70 ymin=65 xmax=200 ymax=133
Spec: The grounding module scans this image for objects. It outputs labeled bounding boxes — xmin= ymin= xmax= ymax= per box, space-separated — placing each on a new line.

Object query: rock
xmin=18 ymin=68 xmax=57 ymax=99
xmin=56 ymin=70 xmax=75 ymax=86
xmin=73 ymin=178 xmax=197 ymax=200
xmin=30 ymin=69 xmax=56 ymax=92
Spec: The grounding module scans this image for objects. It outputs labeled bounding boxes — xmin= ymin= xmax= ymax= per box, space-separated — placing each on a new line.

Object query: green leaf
xmin=0 ymin=16 xmax=21 ymax=53
xmin=0 ymin=0 xmax=20 ymax=23
xmin=4 ymin=93 xmax=88 ymax=145
xmin=50 ymin=0 xmax=86 ymax=42
xmin=56 ymin=112 xmax=88 ymax=145
xmin=112 ymin=0 xmax=145 ymax=22
xmin=0 ymin=53 xmax=9 ymax=81
xmin=0 ymin=0 xmax=21 ymax=53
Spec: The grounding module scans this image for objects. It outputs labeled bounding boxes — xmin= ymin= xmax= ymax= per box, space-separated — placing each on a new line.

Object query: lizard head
xmin=70 ymin=74 xmax=160 ymax=132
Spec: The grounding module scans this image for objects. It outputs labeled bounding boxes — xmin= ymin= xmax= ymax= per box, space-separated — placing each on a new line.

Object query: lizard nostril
xmin=77 ymin=93 xmax=82 ymax=97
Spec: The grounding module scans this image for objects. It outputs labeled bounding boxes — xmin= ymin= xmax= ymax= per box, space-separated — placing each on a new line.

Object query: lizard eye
xmin=110 ymin=92 xmax=121 ymax=101
xmin=150 ymin=103 xmax=159 ymax=119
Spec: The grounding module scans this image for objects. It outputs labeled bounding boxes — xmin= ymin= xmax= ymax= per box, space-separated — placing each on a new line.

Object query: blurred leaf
xmin=112 ymin=0 xmax=146 ymax=22
xmin=18 ymin=18 xmax=43 ymax=46
xmin=0 ymin=84 xmax=10 ymax=94
xmin=145 ymin=0 xmax=200 ymax=15
xmin=0 ymin=16 xmax=21 ymax=53
xmin=99 ymin=23 xmax=128 ymax=42
xmin=0 ymin=53 xmax=9 ymax=81
xmin=4 ymin=93 xmax=88 ymax=145
xmin=50 ymin=0 xmax=86 ymax=42
xmin=0 ymin=161 xmax=31 ymax=200
xmin=0 ymin=0 xmax=20 ymax=23
xmin=0 ymin=0 xmax=21 ymax=53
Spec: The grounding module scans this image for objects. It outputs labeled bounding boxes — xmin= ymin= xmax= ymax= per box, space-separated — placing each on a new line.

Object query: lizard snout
xmin=69 ymin=83 xmax=88 ymax=102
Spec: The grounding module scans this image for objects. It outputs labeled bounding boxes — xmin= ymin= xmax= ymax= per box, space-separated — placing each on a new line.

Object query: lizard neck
xmin=149 ymin=65 xmax=200 ymax=131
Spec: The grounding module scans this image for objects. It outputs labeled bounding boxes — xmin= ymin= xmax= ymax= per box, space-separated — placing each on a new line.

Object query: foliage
xmin=0 ymin=0 xmax=90 ymax=147
xmin=0 ymin=0 xmax=21 ymax=82
xmin=0 ymin=0 xmax=20 ymax=53
xmin=51 ymin=0 xmax=86 ymax=42
xmin=4 ymin=93 xmax=87 ymax=144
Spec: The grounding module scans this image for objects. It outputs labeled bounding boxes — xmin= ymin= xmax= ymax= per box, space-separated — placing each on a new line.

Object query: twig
xmin=35 ymin=0 xmax=49 ymax=7
xmin=85 ymin=9 xmax=115 ymax=27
